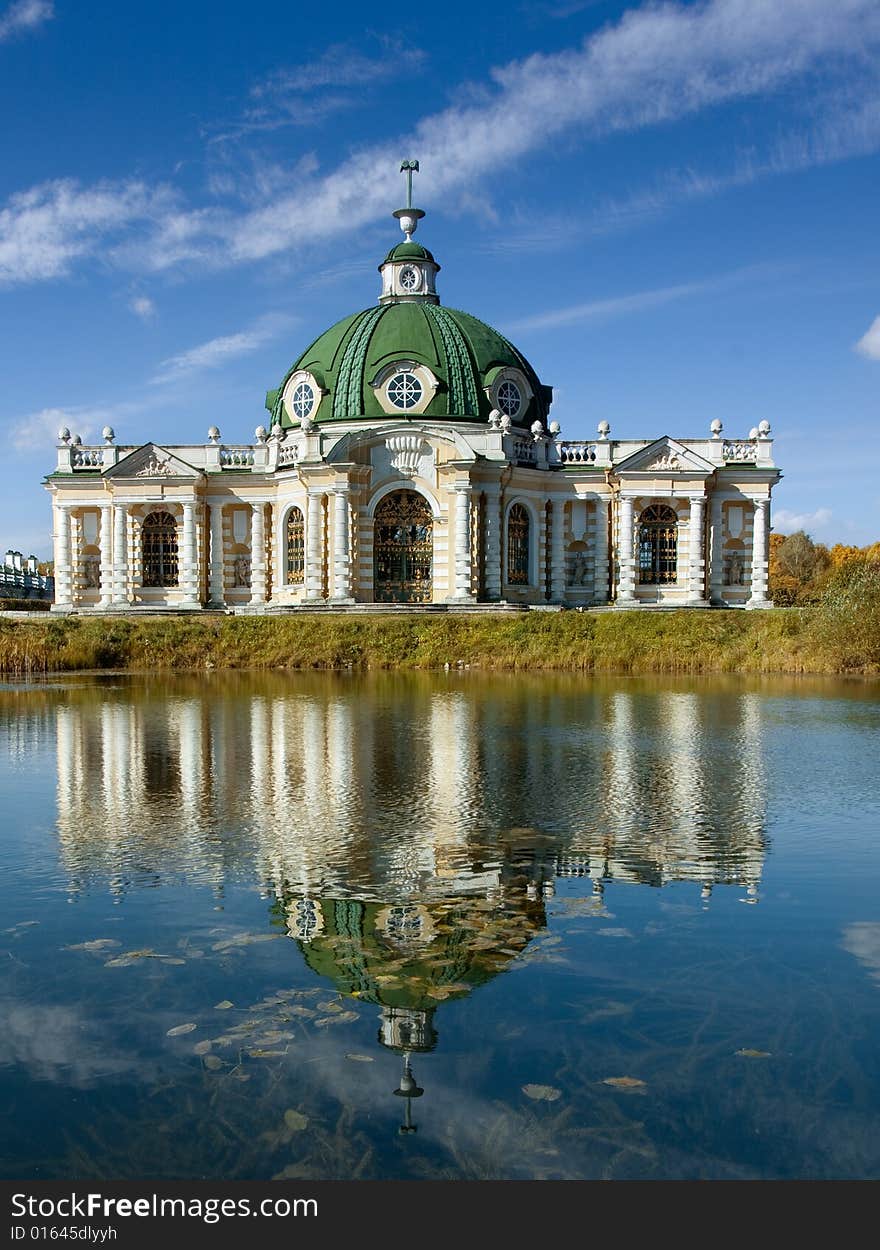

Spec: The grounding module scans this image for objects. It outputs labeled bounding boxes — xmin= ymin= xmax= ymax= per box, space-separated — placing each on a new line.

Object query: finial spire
xmin=393 ymin=159 xmax=425 ymax=240
xmin=400 ymin=159 xmax=419 ymax=209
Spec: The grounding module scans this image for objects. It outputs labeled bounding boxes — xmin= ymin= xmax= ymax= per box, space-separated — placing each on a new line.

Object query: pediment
xmin=615 ymin=437 xmax=713 ymax=476
xmin=106 ymin=444 xmax=203 ymax=480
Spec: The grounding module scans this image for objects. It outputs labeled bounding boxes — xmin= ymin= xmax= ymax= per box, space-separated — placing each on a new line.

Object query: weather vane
xmin=400 ymin=159 xmax=419 ymax=210
xmin=394 ymin=160 xmax=425 ymax=240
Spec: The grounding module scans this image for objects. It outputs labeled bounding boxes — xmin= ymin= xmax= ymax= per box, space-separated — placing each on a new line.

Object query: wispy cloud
xmin=506 ymin=263 xmax=787 ymax=332
xmin=0 ymin=0 xmax=53 ymax=43
xmin=2 ymin=0 xmax=880 ymax=282
xmin=773 ymin=507 xmax=833 ymax=534
xmin=855 ymin=314 xmax=880 ymax=361
xmin=8 ymin=403 xmax=122 ymax=451
xmin=150 ymin=313 xmax=293 ymax=384
xmin=129 ymin=295 xmax=156 ymax=320
xmin=0 ymin=178 xmax=176 ymax=285
xmin=213 ymin=38 xmax=427 ymax=140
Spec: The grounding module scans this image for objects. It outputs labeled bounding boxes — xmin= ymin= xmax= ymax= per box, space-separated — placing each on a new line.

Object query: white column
xmin=181 ymin=502 xmax=199 ymax=604
xmin=451 ymin=485 xmax=473 ymax=600
xmin=687 ymin=496 xmax=708 ymax=605
xmin=593 ymin=496 xmax=610 ymax=604
xmin=99 ymin=504 xmax=113 ymax=608
xmin=52 ymin=503 xmax=73 ymax=608
xmin=747 ymin=498 xmax=771 ymax=608
xmin=709 ymin=492 xmax=724 ymax=604
xmin=112 ymin=504 xmax=128 ymax=605
xmin=251 ymin=502 xmax=266 ymax=605
xmin=208 ymin=503 xmax=225 ymax=606
xmin=483 ymin=484 xmax=502 ymax=601
xmin=331 ymin=487 xmax=352 ymax=601
xmin=550 ymin=497 xmax=566 ymax=602
xmin=615 ymin=495 xmax=636 ymax=605
xmin=305 ymin=491 xmax=325 ymax=600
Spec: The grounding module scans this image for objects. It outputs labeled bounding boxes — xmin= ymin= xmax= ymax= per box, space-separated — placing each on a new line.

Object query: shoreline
xmin=0 ymin=608 xmax=876 ymax=678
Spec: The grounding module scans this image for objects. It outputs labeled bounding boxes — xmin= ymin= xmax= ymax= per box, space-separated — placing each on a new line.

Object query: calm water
xmin=1 ymin=670 xmax=879 ymax=1181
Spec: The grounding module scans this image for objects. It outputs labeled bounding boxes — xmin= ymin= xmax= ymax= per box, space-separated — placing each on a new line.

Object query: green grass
xmin=0 ymin=607 xmax=873 ymax=677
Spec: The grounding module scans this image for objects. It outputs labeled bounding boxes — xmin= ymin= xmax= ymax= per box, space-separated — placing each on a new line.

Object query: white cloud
xmin=150 ymin=313 xmax=292 ymax=384
xmin=0 ymin=0 xmax=53 ymax=42
xmin=855 ymin=314 xmax=880 ymax=360
xmin=3 ymin=0 xmax=880 ymax=279
xmin=129 ymin=295 xmax=156 ymax=319
xmin=7 ymin=404 xmax=118 ymax=451
xmin=773 ymin=507 xmax=833 ymax=534
xmin=0 ymin=179 xmax=175 ymax=285
xmin=506 ymin=263 xmax=787 ymax=332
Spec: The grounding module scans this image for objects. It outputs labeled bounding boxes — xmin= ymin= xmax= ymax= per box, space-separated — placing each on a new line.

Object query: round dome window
xmin=291 ymin=381 xmax=315 ymax=420
xmin=387 ymin=370 xmax=423 ymax=410
xmin=497 ymin=380 xmax=522 ymax=418
xmin=399 ymin=266 xmax=421 ymax=292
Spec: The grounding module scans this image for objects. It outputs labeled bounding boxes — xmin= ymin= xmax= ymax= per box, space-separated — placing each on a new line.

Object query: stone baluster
xmin=687 ymin=496 xmax=708 ymax=605
xmin=452 ymin=485 xmax=473 ymax=600
xmin=208 ymin=504 xmax=225 ymax=606
xmin=112 ymin=504 xmax=129 ymax=605
xmin=53 ymin=503 xmax=73 ymax=608
xmin=99 ymin=503 xmax=113 ymax=608
xmin=550 ymin=497 xmax=566 ymax=603
xmin=747 ymin=498 xmax=770 ymax=608
xmin=616 ymin=496 xmax=636 ymax=604
xmin=305 ymin=491 xmax=325 ymax=601
xmin=331 ymin=487 xmax=353 ymax=601
xmin=709 ymin=493 xmax=724 ymax=604
xmin=593 ymin=496 xmax=610 ymax=604
xmin=483 ymin=484 xmax=502 ymax=601
xmin=251 ymin=502 xmax=266 ymax=605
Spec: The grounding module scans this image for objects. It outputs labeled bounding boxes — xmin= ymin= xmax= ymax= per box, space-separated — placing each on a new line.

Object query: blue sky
xmin=1 ymin=0 xmax=878 ymax=557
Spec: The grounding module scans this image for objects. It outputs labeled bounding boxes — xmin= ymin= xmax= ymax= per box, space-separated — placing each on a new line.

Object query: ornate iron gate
xmin=374 ymin=490 xmax=433 ymax=603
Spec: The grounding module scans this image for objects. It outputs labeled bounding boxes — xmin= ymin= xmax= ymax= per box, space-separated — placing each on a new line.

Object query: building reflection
xmin=45 ymin=676 xmax=768 ymax=903
xmin=3 ymin=673 xmax=773 ymax=1129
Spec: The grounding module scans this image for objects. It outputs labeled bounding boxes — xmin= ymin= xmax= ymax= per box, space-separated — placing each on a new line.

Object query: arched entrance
xmin=637 ymin=503 xmax=678 ymax=584
xmin=374 ymin=490 xmax=433 ymax=602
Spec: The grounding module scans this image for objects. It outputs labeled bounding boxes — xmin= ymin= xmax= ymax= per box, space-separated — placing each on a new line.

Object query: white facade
xmin=44 ymin=420 xmax=779 ymax=612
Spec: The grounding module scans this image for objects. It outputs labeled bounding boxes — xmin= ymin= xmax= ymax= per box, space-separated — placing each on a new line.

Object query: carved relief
xmin=385 ymin=435 xmax=429 ymax=478
xmin=645 ymin=452 xmax=681 ymax=471
xmin=135 ymin=452 xmax=176 ymax=477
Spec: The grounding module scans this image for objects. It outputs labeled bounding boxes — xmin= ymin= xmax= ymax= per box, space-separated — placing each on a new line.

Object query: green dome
xmin=383 ymin=240 xmax=436 ymax=264
xmin=267 ymin=301 xmax=552 ymax=429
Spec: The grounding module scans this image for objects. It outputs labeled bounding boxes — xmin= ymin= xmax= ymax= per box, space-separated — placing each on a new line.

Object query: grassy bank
xmin=0 ymin=607 xmax=875 ymax=677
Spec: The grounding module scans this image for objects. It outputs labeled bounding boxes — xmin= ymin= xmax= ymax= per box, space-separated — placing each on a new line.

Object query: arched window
xmin=286 ymin=507 xmax=305 ymax=584
xmin=142 ymin=511 xmax=178 ymax=587
xmin=638 ymin=504 xmax=678 ymax=584
xmin=507 ymin=503 xmax=530 ymax=584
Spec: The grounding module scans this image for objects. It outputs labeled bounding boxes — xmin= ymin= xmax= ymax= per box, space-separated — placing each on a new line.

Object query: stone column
xmin=52 ymin=503 xmax=73 ymax=609
xmin=99 ymin=503 xmax=113 ymax=608
xmin=112 ymin=503 xmax=129 ymax=606
xmin=550 ymin=497 xmax=566 ymax=603
xmin=208 ymin=503 xmax=225 ymax=606
xmin=452 ymin=485 xmax=473 ymax=600
xmin=181 ymin=502 xmax=199 ymax=605
xmin=251 ymin=502 xmax=266 ymax=605
xmin=305 ymin=491 xmax=325 ymax=601
xmin=709 ymin=492 xmax=724 ymax=605
xmin=747 ymin=498 xmax=771 ymax=608
xmin=687 ymin=496 xmax=708 ymax=605
xmin=483 ymin=484 xmax=502 ymax=601
xmin=615 ymin=495 xmax=636 ymax=605
xmin=331 ymin=487 xmax=353 ymax=602
xmin=593 ymin=496 xmax=610 ymax=604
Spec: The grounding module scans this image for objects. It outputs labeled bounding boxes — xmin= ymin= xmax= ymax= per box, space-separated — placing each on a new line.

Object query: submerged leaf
xmin=346 ymin=1054 xmax=374 ymax=1063
xmin=166 ymin=1022 xmax=197 ymax=1037
xmin=214 ymin=1000 xmax=234 ymax=1010
xmin=193 ymin=1040 xmax=213 ymax=1055
xmin=602 ymin=1076 xmax=646 ymax=1089
xmin=204 ymin=1055 xmax=223 ymax=1070
xmin=522 ymin=1084 xmax=562 ymax=1102
xmin=283 ymin=1109 xmax=309 ymax=1133
xmin=65 ymin=939 xmax=121 ymax=952
xmin=736 ymin=1048 xmax=772 ymax=1059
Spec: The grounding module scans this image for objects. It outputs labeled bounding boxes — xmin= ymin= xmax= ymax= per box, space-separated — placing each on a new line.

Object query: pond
xmin=1 ymin=670 xmax=879 ymax=1180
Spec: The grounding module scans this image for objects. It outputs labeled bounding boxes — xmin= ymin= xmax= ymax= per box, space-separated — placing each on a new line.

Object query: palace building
xmin=44 ymin=171 xmax=780 ymax=612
